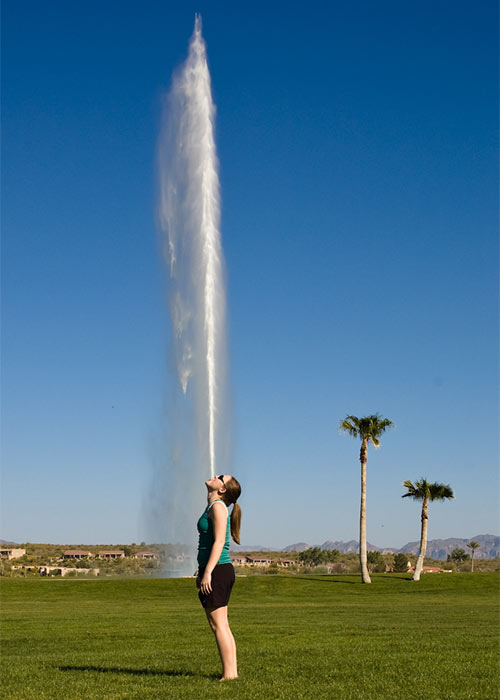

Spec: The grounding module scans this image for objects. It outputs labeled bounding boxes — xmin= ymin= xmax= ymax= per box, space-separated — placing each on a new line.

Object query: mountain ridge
xmin=236 ymin=534 xmax=499 ymax=560
xmin=4 ymin=535 xmax=498 ymax=560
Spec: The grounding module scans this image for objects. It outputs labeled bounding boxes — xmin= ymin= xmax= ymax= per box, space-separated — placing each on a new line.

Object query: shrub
xmin=367 ymin=551 xmax=385 ymax=573
xmin=393 ymin=553 xmax=410 ymax=572
xmin=313 ymin=566 xmax=329 ymax=575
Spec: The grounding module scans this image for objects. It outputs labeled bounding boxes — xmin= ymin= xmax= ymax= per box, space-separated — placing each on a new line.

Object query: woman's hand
xmin=200 ymin=571 xmax=212 ymax=595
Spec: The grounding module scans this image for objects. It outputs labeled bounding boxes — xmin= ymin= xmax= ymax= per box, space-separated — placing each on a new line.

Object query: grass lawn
xmin=1 ymin=573 xmax=498 ymax=699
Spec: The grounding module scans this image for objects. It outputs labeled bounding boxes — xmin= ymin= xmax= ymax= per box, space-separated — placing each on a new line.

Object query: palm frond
xmin=339 ymin=418 xmax=359 ymax=438
xmin=339 ymin=414 xmax=393 ymax=443
xmin=401 ymin=480 xmax=420 ymax=499
xmin=402 ymin=478 xmax=454 ymax=502
xmin=428 ymin=483 xmax=454 ymax=501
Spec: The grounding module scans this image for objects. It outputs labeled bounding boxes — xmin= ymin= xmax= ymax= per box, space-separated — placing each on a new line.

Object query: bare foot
xmin=219 ymin=676 xmax=238 ymax=682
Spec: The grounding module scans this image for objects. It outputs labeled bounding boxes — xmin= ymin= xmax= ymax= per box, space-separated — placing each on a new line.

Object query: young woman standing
xmin=197 ymin=474 xmax=241 ymax=681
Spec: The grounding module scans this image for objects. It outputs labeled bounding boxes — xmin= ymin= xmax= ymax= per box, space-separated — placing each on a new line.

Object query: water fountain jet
xmin=153 ymin=15 xmax=229 ymax=574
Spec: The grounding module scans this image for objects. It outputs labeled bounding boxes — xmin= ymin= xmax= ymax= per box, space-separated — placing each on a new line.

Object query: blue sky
xmin=2 ymin=1 xmax=498 ymax=548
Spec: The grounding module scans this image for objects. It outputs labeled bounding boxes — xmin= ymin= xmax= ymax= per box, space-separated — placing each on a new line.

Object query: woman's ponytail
xmin=221 ymin=476 xmax=242 ymax=544
xmin=230 ymin=503 xmax=241 ymax=545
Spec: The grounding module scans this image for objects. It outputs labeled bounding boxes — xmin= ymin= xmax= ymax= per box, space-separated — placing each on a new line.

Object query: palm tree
xmin=467 ymin=541 xmax=480 ymax=572
xmin=402 ymin=479 xmax=454 ymax=581
xmin=339 ymin=414 xmax=393 ymax=583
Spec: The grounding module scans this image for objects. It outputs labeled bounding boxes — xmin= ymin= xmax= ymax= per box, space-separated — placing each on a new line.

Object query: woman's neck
xmin=207 ymin=491 xmax=222 ymax=504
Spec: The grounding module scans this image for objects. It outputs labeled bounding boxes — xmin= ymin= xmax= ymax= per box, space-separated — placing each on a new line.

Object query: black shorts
xmin=197 ymin=563 xmax=235 ymax=610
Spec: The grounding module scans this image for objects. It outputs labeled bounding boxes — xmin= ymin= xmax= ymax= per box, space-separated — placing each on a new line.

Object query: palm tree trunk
xmin=413 ymin=498 xmax=428 ymax=581
xmin=359 ymin=438 xmax=371 ymax=584
xmin=471 ymin=551 xmax=474 ymax=573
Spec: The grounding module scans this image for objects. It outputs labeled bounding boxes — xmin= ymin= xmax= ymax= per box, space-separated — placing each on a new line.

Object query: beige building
xmin=229 ymin=554 xmax=247 ymax=565
xmin=274 ymin=558 xmax=295 ymax=567
xmin=135 ymin=552 xmax=158 ymax=560
xmin=0 ymin=548 xmax=26 ymax=560
xmin=63 ymin=550 xmax=93 ymax=559
xmin=237 ymin=556 xmax=295 ymax=568
xmin=245 ymin=556 xmax=274 ymax=567
xmin=98 ymin=550 xmax=125 ymax=559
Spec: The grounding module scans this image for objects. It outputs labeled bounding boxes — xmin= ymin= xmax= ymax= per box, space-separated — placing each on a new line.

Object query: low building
xmin=230 ymin=554 xmax=248 ymax=566
xmin=135 ymin=552 xmax=158 ymax=560
xmin=233 ymin=555 xmax=296 ymax=568
xmin=408 ymin=564 xmax=452 ymax=574
xmin=0 ymin=548 xmax=26 ymax=560
xmin=245 ymin=556 xmax=274 ymax=567
xmin=63 ymin=550 xmax=93 ymax=559
xmin=274 ymin=558 xmax=295 ymax=567
xmin=98 ymin=550 xmax=125 ymax=559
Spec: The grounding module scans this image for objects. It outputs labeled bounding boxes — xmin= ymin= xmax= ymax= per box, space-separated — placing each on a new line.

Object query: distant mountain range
xmin=234 ymin=534 xmax=499 ymax=560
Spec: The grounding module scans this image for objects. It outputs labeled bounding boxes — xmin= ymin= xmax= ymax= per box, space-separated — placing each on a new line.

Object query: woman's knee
xmin=206 ymin=615 xmax=217 ymax=632
xmin=206 ymin=606 xmax=229 ymax=631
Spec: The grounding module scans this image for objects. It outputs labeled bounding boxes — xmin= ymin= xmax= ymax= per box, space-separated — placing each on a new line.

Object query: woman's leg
xmin=205 ymin=606 xmax=238 ymax=679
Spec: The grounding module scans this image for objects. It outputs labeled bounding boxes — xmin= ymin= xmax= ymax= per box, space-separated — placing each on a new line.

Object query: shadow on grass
xmin=287 ymin=576 xmax=358 ymax=584
xmin=57 ymin=665 xmax=218 ymax=679
xmin=382 ymin=575 xmax=413 ymax=581
xmin=287 ymin=575 xmax=413 ymax=584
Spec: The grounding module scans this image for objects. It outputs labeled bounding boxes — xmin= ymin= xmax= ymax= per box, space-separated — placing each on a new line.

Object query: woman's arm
xmin=199 ymin=502 xmax=227 ymax=594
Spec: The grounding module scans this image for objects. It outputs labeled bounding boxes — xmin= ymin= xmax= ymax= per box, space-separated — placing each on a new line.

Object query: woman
xmin=197 ymin=473 xmax=241 ymax=681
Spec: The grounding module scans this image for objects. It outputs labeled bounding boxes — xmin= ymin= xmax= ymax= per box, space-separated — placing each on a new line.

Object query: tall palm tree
xmin=402 ymin=479 xmax=454 ymax=581
xmin=467 ymin=541 xmax=480 ymax=572
xmin=339 ymin=414 xmax=393 ymax=583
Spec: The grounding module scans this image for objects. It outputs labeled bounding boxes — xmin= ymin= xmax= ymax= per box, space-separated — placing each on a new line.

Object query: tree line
xmin=298 ymin=547 xmax=410 ymax=573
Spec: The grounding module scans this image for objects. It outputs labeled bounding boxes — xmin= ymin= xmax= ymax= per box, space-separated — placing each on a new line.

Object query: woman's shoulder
xmin=208 ymin=499 xmax=228 ymax=516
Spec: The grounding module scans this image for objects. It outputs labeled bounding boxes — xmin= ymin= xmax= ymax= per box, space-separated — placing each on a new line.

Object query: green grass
xmin=1 ymin=573 xmax=498 ymax=699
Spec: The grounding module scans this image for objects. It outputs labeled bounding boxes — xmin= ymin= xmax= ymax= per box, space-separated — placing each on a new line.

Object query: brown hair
xmin=221 ymin=476 xmax=242 ymax=545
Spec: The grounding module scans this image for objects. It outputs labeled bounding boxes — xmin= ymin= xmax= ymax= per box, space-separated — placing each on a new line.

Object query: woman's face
xmin=205 ymin=474 xmax=231 ymax=491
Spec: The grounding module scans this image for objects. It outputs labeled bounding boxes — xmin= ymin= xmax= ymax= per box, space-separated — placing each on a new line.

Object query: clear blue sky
xmin=2 ymin=1 xmax=498 ymax=548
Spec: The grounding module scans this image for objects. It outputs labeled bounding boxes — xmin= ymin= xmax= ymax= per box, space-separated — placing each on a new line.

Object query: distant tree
xmin=299 ymin=547 xmax=325 ymax=567
xmin=402 ymin=478 xmax=454 ymax=581
xmin=366 ymin=551 xmax=385 ymax=573
xmin=322 ymin=549 xmax=340 ymax=563
xmin=467 ymin=541 xmax=480 ymax=572
xmin=339 ymin=414 xmax=394 ymax=583
xmin=393 ymin=553 xmax=410 ymax=573
xmin=448 ymin=549 xmax=469 ymax=565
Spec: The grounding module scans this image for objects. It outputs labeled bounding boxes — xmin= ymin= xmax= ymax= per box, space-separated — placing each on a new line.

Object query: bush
xmin=330 ymin=562 xmax=348 ymax=574
xmin=367 ymin=551 xmax=385 ymax=573
xmin=265 ymin=565 xmax=279 ymax=574
xmin=322 ymin=549 xmax=340 ymax=563
xmin=313 ymin=566 xmax=329 ymax=575
xmin=448 ymin=549 xmax=470 ymax=569
xmin=299 ymin=547 xmax=325 ymax=567
xmin=393 ymin=553 xmax=409 ymax=572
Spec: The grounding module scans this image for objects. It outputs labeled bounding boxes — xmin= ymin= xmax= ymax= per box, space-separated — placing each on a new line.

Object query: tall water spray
xmin=154 ymin=15 xmax=229 ymax=571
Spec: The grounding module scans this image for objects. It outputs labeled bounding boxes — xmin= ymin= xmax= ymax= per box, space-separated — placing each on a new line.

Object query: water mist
xmin=152 ymin=15 xmax=229 ymax=575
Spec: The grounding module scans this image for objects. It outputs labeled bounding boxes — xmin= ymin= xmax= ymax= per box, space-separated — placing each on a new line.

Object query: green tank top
xmin=197 ymin=499 xmax=231 ymax=567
